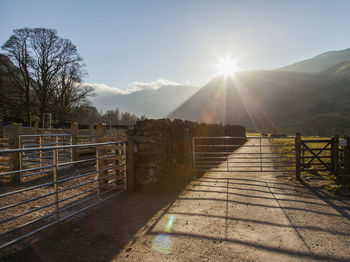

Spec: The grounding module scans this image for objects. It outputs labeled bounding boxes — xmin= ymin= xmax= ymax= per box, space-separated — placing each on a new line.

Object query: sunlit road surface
xmin=114 ymin=139 xmax=350 ymax=262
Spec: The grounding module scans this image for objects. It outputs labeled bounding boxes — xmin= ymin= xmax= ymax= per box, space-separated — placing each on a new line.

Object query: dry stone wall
xmin=127 ymin=119 xmax=246 ymax=185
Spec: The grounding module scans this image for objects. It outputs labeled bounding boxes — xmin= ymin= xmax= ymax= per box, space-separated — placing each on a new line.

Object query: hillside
xmin=278 ymin=48 xmax=350 ymax=73
xmin=91 ymin=84 xmax=200 ymax=118
xmin=0 ymin=54 xmax=24 ymax=121
xmin=169 ymin=65 xmax=350 ymax=136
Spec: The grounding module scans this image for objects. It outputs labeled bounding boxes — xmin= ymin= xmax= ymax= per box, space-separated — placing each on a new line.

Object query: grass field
xmin=247 ymin=132 xmax=346 ymax=193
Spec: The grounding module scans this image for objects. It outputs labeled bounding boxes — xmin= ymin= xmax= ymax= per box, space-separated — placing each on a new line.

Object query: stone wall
xmin=127 ymin=119 xmax=246 ymax=185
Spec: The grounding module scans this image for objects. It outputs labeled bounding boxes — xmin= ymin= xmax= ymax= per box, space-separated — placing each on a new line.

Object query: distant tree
xmin=72 ymin=105 xmax=102 ymax=125
xmin=120 ymin=111 xmax=138 ymax=125
xmin=102 ymin=107 xmax=121 ymax=126
xmin=114 ymin=108 xmax=120 ymax=125
xmin=140 ymin=114 xmax=148 ymax=121
xmin=1 ymin=28 xmax=92 ymax=124
xmin=103 ymin=110 xmax=115 ymax=126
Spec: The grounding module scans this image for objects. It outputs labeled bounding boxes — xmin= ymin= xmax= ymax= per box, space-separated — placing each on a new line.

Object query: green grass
xmin=246 ymin=132 xmax=263 ymax=137
xmin=268 ymin=135 xmax=346 ymax=193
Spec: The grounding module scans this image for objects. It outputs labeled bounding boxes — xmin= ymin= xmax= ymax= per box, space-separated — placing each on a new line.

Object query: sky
xmin=1 ymin=0 xmax=350 ymax=95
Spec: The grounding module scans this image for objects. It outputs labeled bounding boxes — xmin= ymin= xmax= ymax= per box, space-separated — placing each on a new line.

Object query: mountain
xmin=91 ymin=47 xmax=350 ymax=136
xmin=169 ymin=62 xmax=350 ymax=136
xmin=278 ymin=48 xmax=350 ymax=73
xmin=91 ymin=84 xmax=201 ymax=118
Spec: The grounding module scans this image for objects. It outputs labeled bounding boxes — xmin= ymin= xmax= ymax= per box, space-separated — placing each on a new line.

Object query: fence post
xmin=127 ymin=137 xmax=135 ymax=192
xmin=53 ymin=145 xmax=59 ymax=220
xmin=259 ymin=137 xmax=262 ymax=172
xmin=0 ymin=119 xmax=3 ymax=138
xmin=71 ymin=122 xmax=79 ymax=164
xmin=18 ymin=134 xmax=22 ymax=179
xmin=96 ymin=123 xmax=108 ymax=195
xmin=295 ymin=133 xmax=301 ymax=180
xmin=34 ymin=122 xmax=39 ymax=134
xmin=39 ymin=136 xmax=43 ymax=173
xmin=96 ymin=123 xmax=107 ymax=143
xmin=89 ymin=124 xmax=94 ymax=143
xmin=183 ymin=128 xmax=192 ymax=167
xmin=7 ymin=123 xmax=21 ymax=183
xmin=192 ymin=137 xmax=196 ymax=168
xmin=226 ymin=137 xmax=229 ymax=172
xmin=96 ymin=146 xmax=101 ymax=199
xmin=344 ymin=136 xmax=350 ymax=175
xmin=332 ymin=135 xmax=339 ymax=178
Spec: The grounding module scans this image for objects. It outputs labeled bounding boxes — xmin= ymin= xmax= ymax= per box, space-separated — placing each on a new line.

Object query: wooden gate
xmin=295 ymin=134 xmax=345 ymax=179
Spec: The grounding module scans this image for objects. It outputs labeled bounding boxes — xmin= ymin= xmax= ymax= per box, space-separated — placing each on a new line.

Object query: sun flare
xmin=215 ymin=56 xmax=239 ymax=76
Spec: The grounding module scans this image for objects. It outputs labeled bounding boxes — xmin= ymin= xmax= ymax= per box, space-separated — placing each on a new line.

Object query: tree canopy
xmin=0 ymin=28 xmax=93 ymax=125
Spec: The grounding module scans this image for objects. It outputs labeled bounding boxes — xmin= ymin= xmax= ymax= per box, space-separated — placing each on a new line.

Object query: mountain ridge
xmin=169 ymin=50 xmax=350 ymax=136
xmin=277 ymin=48 xmax=350 ymax=73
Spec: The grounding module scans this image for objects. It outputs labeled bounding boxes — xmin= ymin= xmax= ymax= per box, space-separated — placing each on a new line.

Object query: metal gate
xmin=192 ymin=136 xmax=296 ymax=172
xmin=19 ymin=134 xmax=73 ymax=179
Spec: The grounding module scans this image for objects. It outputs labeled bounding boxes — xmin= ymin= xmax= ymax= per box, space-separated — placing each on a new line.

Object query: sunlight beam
xmin=215 ymin=56 xmax=239 ymax=77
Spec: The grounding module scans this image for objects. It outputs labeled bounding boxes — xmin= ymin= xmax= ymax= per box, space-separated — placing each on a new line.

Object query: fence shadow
xmin=0 ymin=185 xmax=185 ymax=262
xmin=137 ymin=174 xmax=350 ymax=261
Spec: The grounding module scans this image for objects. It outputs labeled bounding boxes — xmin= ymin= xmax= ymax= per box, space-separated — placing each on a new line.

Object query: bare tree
xmin=1 ymin=29 xmax=33 ymax=124
xmin=1 ymin=28 xmax=92 ymax=125
xmin=53 ymin=62 xmax=92 ymax=123
xmin=72 ymin=105 xmax=102 ymax=125
xmin=29 ymin=28 xmax=88 ymax=123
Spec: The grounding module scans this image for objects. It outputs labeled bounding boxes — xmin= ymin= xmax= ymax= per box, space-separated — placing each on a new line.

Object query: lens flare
xmin=165 ymin=215 xmax=175 ymax=233
xmin=152 ymin=233 xmax=172 ymax=254
xmin=152 ymin=215 xmax=176 ymax=254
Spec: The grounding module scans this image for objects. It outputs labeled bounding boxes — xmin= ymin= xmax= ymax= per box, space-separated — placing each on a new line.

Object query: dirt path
xmin=2 ymin=139 xmax=350 ymax=261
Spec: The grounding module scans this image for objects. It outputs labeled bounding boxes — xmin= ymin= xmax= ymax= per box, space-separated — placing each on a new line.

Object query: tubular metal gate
xmin=0 ymin=141 xmax=127 ymax=250
xmin=19 ymin=134 xmax=73 ymax=179
xmin=192 ymin=136 xmax=296 ymax=172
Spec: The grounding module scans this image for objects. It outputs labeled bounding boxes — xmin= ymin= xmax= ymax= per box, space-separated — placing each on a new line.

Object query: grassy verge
xmin=270 ymin=135 xmax=348 ymax=194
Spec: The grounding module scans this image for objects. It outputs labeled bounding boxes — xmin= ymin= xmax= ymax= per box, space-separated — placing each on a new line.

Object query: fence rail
xmin=193 ymin=134 xmax=350 ymax=179
xmin=0 ymin=139 xmax=128 ymax=250
xmin=19 ymin=134 xmax=73 ymax=181
xmin=192 ymin=136 xmax=296 ymax=172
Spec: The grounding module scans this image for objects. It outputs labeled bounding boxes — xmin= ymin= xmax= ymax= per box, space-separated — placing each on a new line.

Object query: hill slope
xmin=169 ymin=67 xmax=350 ymax=136
xmin=278 ymin=48 xmax=350 ymax=73
xmin=91 ymin=84 xmax=201 ymax=118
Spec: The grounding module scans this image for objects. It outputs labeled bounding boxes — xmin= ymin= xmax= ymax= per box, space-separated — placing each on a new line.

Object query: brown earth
xmin=1 ymin=140 xmax=350 ymax=261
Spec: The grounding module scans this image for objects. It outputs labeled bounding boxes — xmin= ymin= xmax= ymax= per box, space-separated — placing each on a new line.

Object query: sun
xmin=215 ymin=56 xmax=239 ymax=76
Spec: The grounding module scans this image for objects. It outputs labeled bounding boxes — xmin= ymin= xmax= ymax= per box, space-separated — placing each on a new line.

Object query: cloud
xmin=132 ymin=78 xmax=180 ymax=91
xmin=83 ymin=78 xmax=184 ymax=97
xmin=82 ymin=83 xmax=129 ymax=96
